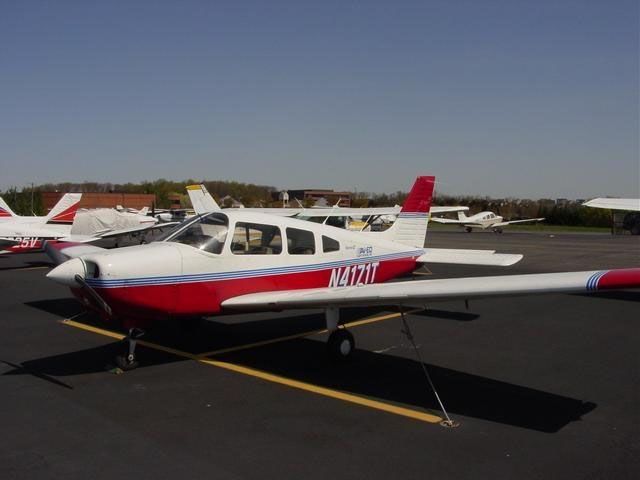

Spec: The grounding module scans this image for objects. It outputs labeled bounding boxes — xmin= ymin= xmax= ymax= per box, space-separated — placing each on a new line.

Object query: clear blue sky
xmin=1 ymin=0 xmax=638 ymax=198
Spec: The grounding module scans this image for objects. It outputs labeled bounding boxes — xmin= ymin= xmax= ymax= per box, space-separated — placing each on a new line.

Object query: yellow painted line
xmin=60 ymin=312 xmax=442 ymax=424
xmin=198 ymin=309 xmax=423 ymax=358
xmin=61 ymin=318 xmax=126 ymax=341
xmin=199 ymin=358 xmax=443 ymax=424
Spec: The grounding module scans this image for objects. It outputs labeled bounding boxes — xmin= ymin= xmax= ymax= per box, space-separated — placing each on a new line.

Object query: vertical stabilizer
xmin=46 ymin=193 xmax=82 ymax=224
xmin=187 ymin=185 xmax=221 ymax=214
xmin=379 ymin=176 xmax=435 ymax=248
xmin=0 ymin=197 xmax=17 ymax=218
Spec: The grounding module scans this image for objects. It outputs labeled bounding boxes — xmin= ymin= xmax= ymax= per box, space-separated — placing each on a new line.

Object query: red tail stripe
xmin=400 ymin=176 xmax=435 ymax=213
xmin=50 ymin=203 xmax=80 ymax=223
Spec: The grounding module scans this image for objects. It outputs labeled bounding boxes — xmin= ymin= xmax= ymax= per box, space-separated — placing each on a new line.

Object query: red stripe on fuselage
xmin=2 ymin=239 xmax=57 ymax=254
xmin=597 ymin=268 xmax=640 ymax=290
xmin=91 ymin=258 xmax=418 ymax=321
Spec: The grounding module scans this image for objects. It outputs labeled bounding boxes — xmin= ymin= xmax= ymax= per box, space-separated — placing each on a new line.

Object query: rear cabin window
xmin=231 ymin=222 xmax=282 ymax=255
xmin=322 ymin=235 xmax=340 ymax=253
xmin=286 ymin=228 xmax=315 ymax=255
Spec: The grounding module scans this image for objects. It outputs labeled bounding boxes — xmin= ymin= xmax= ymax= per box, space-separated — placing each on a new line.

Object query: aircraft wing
xmin=95 ymin=222 xmax=180 ymax=238
xmin=583 ymin=198 xmax=640 ymax=212
xmin=59 ymin=222 xmax=180 ymax=244
xmin=418 ymin=248 xmax=522 ymax=266
xmin=222 ymin=269 xmax=640 ymax=311
xmin=492 ymin=218 xmax=545 ymax=228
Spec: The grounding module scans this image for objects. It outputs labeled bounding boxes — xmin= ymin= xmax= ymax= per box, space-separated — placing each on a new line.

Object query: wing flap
xmin=222 ymin=269 xmax=640 ymax=311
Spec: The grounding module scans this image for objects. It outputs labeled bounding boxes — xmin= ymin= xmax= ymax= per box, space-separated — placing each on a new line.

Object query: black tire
xmin=114 ymin=342 xmax=138 ymax=371
xmin=327 ymin=329 xmax=355 ymax=360
xmin=465 ymin=227 xmax=472 ymax=233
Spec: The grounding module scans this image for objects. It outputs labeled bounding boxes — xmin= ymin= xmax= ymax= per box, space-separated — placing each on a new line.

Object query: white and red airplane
xmin=46 ymin=176 xmax=640 ymax=370
xmin=0 ymin=193 xmax=82 ymax=254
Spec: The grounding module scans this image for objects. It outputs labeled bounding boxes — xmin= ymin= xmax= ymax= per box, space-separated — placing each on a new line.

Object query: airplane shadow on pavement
xmin=10 ymin=299 xmax=595 ymax=434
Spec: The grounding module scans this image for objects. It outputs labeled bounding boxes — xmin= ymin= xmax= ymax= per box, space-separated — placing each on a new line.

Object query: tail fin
xmin=187 ymin=184 xmax=220 ymax=214
xmin=457 ymin=211 xmax=468 ymax=221
xmin=46 ymin=193 xmax=82 ymax=224
xmin=380 ymin=176 xmax=435 ymax=248
xmin=138 ymin=206 xmax=149 ymax=216
xmin=0 ymin=197 xmax=17 ymax=217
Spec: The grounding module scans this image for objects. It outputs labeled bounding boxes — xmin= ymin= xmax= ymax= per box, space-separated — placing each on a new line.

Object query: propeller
xmin=74 ymin=274 xmax=113 ymax=317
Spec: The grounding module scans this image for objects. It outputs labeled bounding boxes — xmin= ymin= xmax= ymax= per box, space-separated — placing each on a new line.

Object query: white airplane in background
xmin=185 ymin=184 xmax=469 ymax=231
xmin=45 ymin=176 xmax=640 ymax=372
xmin=0 ymin=195 xmax=176 ymax=254
xmin=583 ymin=197 xmax=640 ymax=235
xmin=431 ymin=210 xmax=545 ymax=233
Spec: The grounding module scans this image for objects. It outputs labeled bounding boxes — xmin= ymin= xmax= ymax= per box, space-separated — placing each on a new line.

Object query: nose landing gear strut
xmin=115 ymin=328 xmax=145 ymax=371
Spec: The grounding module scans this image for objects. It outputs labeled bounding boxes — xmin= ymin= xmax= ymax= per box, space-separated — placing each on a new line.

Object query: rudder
xmin=46 ymin=193 xmax=82 ymax=224
xmin=380 ymin=176 xmax=435 ymax=248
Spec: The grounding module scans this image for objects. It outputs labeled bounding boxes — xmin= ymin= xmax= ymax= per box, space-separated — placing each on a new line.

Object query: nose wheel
xmin=115 ymin=328 xmax=145 ymax=371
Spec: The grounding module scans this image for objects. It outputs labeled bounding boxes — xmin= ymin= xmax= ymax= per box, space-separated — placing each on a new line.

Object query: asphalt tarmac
xmin=1 ymin=231 xmax=638 ymax=479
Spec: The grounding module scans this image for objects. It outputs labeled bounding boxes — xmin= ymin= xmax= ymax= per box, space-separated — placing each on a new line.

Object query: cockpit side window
xmin=286 ymin=228 xmax=315 ymax=255
xmin=322 ymin=235 xmax=340 ymax=253
xmin=164 ymin=213 xmax=228 ymax=254
xmin=231 ymin=222 xmax=282 ymax=255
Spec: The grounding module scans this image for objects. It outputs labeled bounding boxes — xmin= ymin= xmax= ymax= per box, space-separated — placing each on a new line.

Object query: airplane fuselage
xmin=51 ymin=212 xmax=424 ymax=324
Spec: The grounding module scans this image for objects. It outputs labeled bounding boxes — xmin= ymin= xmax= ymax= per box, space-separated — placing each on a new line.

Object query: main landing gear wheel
xmin=327 ymin=329 xmax=355 ymax=360
xmin=115 ymin=328 xmax=145 ymax=371
xmin=465 ymin=226 xmax=472 ymax=233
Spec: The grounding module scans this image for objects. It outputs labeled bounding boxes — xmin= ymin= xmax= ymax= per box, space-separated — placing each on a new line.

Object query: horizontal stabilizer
xmin=417 ymin=248 xmax=523 ymax=266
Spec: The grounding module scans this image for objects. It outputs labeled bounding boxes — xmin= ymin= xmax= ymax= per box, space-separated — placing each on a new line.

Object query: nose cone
xmin=47 ymin=258 xmax=85 ymax=287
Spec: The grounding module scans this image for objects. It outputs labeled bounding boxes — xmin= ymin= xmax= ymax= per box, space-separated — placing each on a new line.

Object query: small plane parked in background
xmin=431 ymin=210 xmax=545 ymax=233
xmin=46 ymin=176 xmax=639 ymax=371
xmin=0 ymin=195 xmax=175 ymax=254
xmin=0 ymin=194 xmax=83 ymax=253
xmin=583 ymin=198 xmax=640 ymax=235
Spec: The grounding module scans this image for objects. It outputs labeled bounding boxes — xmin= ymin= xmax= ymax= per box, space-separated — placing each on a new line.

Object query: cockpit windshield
xmin=162 ymin=213 xmax=228 ymax=254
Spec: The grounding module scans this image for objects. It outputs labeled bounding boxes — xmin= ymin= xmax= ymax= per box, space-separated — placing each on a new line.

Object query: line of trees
xmin=1 ymin=180 xmax=612 ymax=227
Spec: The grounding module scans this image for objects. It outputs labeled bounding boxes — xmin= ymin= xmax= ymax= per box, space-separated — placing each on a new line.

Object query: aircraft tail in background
xmin=457 ymin=211 xmax=469 ymax=222
xmin=46 ymin=193 xmax=82 ymax=224
xmin=0 ymin=197 xmax=17 ymax=218
xmin=187 ymin=184 xmax=220 ymax=215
